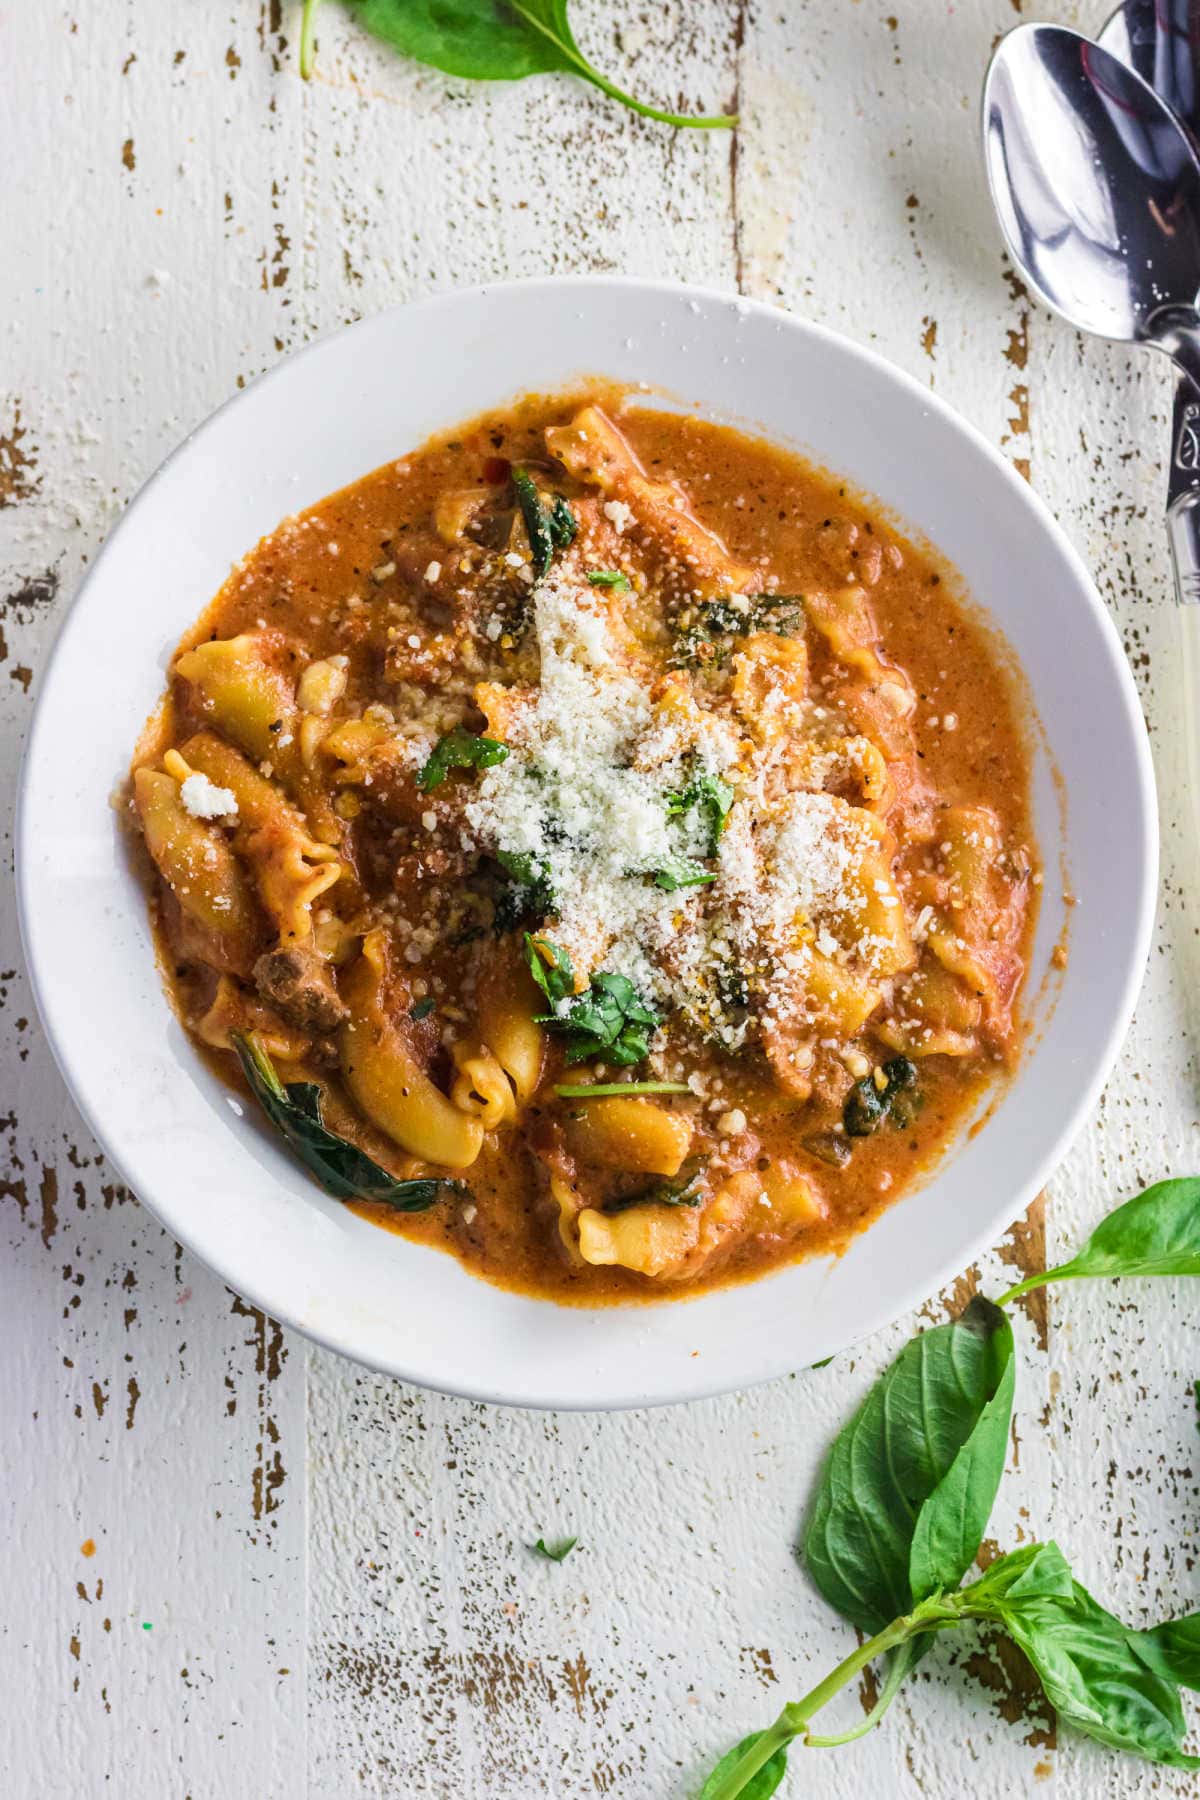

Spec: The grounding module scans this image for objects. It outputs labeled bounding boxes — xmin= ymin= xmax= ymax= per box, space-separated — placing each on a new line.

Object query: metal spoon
xmin=1099 ymin=0 xmax=1200 ymax=136
xmin=1098 ymin=2 xmax=1200 ymax=581
xmin=983 ymin=21 xmax=1200 ymax=602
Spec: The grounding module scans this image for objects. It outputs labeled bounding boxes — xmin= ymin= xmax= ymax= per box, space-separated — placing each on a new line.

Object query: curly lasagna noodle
xmin=129 ymin=386 xmax=1038 ymax=1301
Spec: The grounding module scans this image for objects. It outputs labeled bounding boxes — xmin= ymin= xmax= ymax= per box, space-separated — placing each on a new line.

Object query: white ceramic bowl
xmin=17 ymin=278 xmax=1156 ymax=1410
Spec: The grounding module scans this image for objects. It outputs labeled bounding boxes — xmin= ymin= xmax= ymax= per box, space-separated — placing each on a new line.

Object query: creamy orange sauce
xmin=131 ymin=384 xmax=1038 ymax=1305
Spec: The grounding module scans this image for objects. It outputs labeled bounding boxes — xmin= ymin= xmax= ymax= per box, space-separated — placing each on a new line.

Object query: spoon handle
xmin=1168 ymin=481 xmax=1200 ymax=606
xmin=1167 ymin=377 xmax=1200 ymax=604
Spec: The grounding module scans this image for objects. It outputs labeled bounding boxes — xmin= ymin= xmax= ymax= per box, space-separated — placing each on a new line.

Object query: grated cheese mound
xmin=179 ymin=772 xmax=239 ymax=820
xmin=465 ymin=576 xmax=735 ymax=1000
xmin=466 ymin=575 xmax=884 ymax=1037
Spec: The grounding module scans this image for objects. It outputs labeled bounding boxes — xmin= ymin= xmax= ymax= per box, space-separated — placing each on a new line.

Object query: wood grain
xmin=3 ymin=1 xmax=1197 ymax=1794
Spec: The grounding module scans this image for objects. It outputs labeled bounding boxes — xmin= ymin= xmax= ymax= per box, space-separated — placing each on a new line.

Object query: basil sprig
xmin=416 ymin=726 xmax=508 ymax=793
xmin=523 ymin=934 xmax=660 ymax=1066
xmin=699 ymin=1178 xmax=1200 ymax=1797
xmin=232 ymin=1033 xmax=464 ymax=1211
xmin=298 ymin=0 xmax=737 ymax=130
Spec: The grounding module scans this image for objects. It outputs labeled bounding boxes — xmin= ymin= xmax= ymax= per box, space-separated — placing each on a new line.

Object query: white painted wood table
xmin=4 ymin=3 xmax=1200 ymax=1795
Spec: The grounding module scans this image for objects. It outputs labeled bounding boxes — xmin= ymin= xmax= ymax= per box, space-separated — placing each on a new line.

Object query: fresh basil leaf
xmin=963 ymin=1542 xmax=1077 ymax=1611
xmin=698 ymin=1732 xmax=788 ymax=1800
xmin=1128 ymin=1614 xmax=1200 ymax=1692
xmin=232 ymin=1033 xmax=463 ymax=1210
xmin=530 ymin=1535 xmax=577 ymax=1562
xmin=587 ymin=569 xmax=630 ymax=590
xmin=908 ymin=1306 xmax=1015 ymax=1605
xmin=416 ymin=725 xmax=508 ymax=793
xmin=998 ymin=1179 xmax=1200 ymax=1304
xmin=526 ymin=944 xmax=661 ymax=1066
xmin=328 ymin=0 xmax=737 ymax=128
xmin=804 ymin=1296 xmax=1014 ymax=1634
xmin=985 ymin=1574 xmax=1200 ymax=1769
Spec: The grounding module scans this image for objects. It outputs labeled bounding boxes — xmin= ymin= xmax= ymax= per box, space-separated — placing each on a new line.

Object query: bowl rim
xmin=16 ymin=274 xmax=1158 ymax=1409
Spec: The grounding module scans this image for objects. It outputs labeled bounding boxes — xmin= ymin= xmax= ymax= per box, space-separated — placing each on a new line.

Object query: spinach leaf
xmin=977 ymin=1570 xmax=1200 ymax=1769
xmin=530 ymin=1535 xmax=578 ymax=1562
xmin=1128 ymin=1614 xmax=1200 ymax=1692
xmin=698 ymin=1733 xmax=788 ymax=1800
xmin=602 ymin=1167 xmax=705 ymax=1214
xmin=666 ymin=770 xmax=735 ymax=856
xmin=587 ymin=569 xmax=630 ymax=590
xmin=232 ymin=1033 xmax=464 ymax=1210
xmin=416 ymin=725 xmax=508 ymax=793
xmin=524 ymin=937 xmax=661 ymax=1065
xmin=843 ymin=1056 xmax=918 ymax=1137
xmin=513 ymin=468 xmax=576 ymax=578
xmin=671 ymin=593 xmax=805 ymax=668
xmin=998 ymin=1178 xmax=1200 ymax=1304
xmin=804 ymin=1296 xmax=1014 ymax=1634
xmin=308 ymin=0 xmax=737 ymax=129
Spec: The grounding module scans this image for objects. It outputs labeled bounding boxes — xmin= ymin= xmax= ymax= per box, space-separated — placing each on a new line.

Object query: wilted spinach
xmin=232 ymin=1033 xmax=465 ymax=1209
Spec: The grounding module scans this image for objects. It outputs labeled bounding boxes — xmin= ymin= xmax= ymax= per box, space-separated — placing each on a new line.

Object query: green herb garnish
xmin=408 ymin=997 xmax=436 ymax=1020
xmin=298 ymin=0 xmax=737 ymax=130
xmin=665 ymin=769 xmax=735 ymax=856
xmin=523 ymin=935 xmax=660 ymax=1066
xmin=843 ymin=1056 xmax=918 ymax=1137
xmin=672 ymin=592 xmax=805 ymax=669
xmin=530 ymin=1535 xmax=578 ymax=1562
xmin=587 ymin=569 xmax=631 ymax=590
xmin=652 ymin=856 xmax=717 ymax=892
xmin=493 ymin=847 xmax=556 ymax=932
xmin=697 ymin=1177 xmax=1200 ymax=1797
xmin=416 ymin=726 xmax=508 ymax=793
xmin=232 ymin=1033 xmax=464 ymax=1210
xmin=553 ymin=1080 xmax=691 ymax=1098
xmin=512 ymin=468 xmax=576 ymax=579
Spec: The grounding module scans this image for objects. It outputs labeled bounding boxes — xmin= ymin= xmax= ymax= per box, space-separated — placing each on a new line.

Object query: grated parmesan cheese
xmin=179 ymin=772 xmax=238 ymax=820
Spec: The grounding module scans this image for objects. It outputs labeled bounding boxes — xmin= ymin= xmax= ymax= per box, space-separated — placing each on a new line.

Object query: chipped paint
xmin=5 ymin=2 xmax=1200 ymax=1794
xmin=0 ymin=402 xmax=38 ymax=507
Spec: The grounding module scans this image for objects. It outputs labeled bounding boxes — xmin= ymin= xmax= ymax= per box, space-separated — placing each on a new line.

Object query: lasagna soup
xmin=128 ymin=387 xmax=1038 ymax=1301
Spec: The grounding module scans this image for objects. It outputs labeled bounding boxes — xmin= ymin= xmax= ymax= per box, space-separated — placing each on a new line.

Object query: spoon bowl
xmin=984 ymin=22 xmax=1200 ymax=375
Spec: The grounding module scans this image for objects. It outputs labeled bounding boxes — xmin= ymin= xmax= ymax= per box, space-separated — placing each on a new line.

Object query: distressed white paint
xmin=2 ymin=1 xmax=1198 ymax=1795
